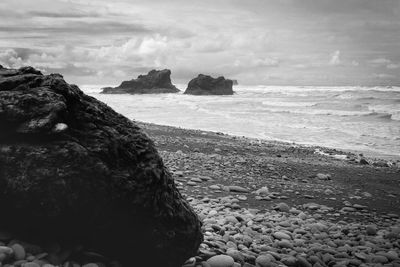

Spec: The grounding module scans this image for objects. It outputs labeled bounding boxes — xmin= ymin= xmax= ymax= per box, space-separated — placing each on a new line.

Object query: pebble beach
xmin=0 ymin=122 xmax=399 ymax=267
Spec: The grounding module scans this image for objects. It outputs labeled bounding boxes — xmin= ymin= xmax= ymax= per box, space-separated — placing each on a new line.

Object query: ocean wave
xmin=253 ymin=107 xmax=399 ymax=120
xmin=261 ymin=101 xmax=317 ymax=107
xmin=362 ymin=112 xmax=393 ymax=120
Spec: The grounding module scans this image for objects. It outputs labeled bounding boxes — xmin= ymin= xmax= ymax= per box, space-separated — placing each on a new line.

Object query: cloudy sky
xmin=0 ymin=0 xmax=399 ymax=86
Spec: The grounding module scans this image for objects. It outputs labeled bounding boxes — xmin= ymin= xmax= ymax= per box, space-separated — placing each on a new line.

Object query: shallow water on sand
xmin=82 ymin=84 xmax=400 ymax=160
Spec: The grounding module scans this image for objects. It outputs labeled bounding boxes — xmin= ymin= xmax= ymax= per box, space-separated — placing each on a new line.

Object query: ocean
xmin=81 ymin=84 xmax=400 ymax=160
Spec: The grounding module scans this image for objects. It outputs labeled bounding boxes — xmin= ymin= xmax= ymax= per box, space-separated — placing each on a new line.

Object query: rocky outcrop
xmin=184 ymin=74 xmax=234 ymax=95
xmin=0 ymin=66 xmax=202 ymax=267
xmin=101 ymin=69 xmax=180 ymax=94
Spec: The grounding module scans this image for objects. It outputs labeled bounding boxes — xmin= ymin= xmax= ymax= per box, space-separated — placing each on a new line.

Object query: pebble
xmin=0 ymin=246 xmax=13 ymax=254
xmin=366 ymin=224 xmax=377 ymax=235
xmin=210 ymin=185 xmax=221 ymax=190
xmin=22 ymin=263 xmax=40 ymax=267
xmin=206 ymin=255 xmax=235 ymax=267
xmin=255 ymin=187 xmax=269 ymax=196
xmin=273 ymin=231 xmax=291 ymax=240
xmin=277 ymin=240 xmax=293 ymax=249
xmin=275 ymin=202 xmax=290 ymax=212
xmin=228 ymin=186 xmax=249 ymax=193
xmin=182 ymin=257 xmax=197 ymax=267
xmin=316 ymin=173 xmax=331 ymax=180
xmin=255 ymin=254 xmax=275 ymax=267
xmin=11 ymin=243 xmax=26 ymax=261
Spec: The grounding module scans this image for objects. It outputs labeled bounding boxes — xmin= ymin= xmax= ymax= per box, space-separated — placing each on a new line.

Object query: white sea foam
xmin=81 ymin=84 xmax=400 ymax=160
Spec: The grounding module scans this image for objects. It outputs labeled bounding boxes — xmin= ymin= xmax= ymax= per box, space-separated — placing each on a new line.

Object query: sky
xmin=0 ymin=0 xmax=399 ymax=86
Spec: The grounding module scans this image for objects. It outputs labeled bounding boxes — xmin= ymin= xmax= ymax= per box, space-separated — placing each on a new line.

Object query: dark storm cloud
xmin=0 ymin=21 xmax=152 ymax=35
xmin=29 ymin=10 xmax=100 ymax=18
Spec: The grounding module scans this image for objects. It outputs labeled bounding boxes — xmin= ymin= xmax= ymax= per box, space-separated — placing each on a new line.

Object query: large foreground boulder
xmin=101 ymin=69 xmax=180 ymax=94
xmin=0 ymin=66 xmax=202 ymax=267
xmin=184 ymin=74 xmax=234 ymax=95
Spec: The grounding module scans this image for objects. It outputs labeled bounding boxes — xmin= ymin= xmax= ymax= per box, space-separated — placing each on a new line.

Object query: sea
xmin=81 ymin=84 xmax=400 ymax=160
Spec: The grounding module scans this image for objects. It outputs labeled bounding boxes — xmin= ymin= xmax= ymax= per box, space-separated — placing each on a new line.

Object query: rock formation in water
xmin=184 ymin=74 xmax=234 ymax=95
xmin=101 ymin=69 xmax=180 ymax=94
xmin=0 ymin=66 xmax=202 ymax=267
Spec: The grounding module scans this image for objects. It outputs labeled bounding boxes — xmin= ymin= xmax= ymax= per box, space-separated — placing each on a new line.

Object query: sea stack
xmin=101 ymin=69 xmax=180 ymax=94
xmin=0 ymin=66 xmax=202 ymax=267
xmin=184 ymin=74 xmax=234 ymax=95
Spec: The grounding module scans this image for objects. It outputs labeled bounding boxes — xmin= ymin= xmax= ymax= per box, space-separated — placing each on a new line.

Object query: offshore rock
xmin=101 ymin=69 xmax=179 ymax=94
xmin=0 ymin=66 xmax=202 ymax=267
xmin=184 ymin=74 xmax=234 ymax=95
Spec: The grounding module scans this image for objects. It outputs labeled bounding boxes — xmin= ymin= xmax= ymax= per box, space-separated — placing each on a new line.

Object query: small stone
xmin=22 ymin=263 xmax=40 ymax=267
xmin=324 ymin=189 xmax=333 ymax=195
xmin=11 ymin=243 xmax=26 ymax=260
xmin=225 ymin=216 xmax=239 ymax=224
xmin=273 ymin=231 xmax=291 ymax=240
xmin=209 ymin=185 xmax=221 ymax=190
xmin=190 ymin=177 xmax=203 ymax=183
xmin=296 ymin=256 xmax=312 ymax=267
xmin=206 ymin=255 xmax=235 ymax=267
xmin=281 ymin=256 xmax=297 ymax=266
xmin=238 ymin=195 xmax=247 ymax=201
xmin=52 ymin=123 xmax=68 ymax=133
xmin=366 ymin=225 xmax=377 ymax=235
xmin=182 ymin=257 xmax=196 ymax=267
xmin=255 ymin=187 xmax=269 ymax=196
xmin=0 ymin=246 xmax=13 ymax=254
xmin=298 ymin=212 xmax=307 ymax=220
xmin=226 ymin=250 xmax=244 ymax=264
xmin=316 ymin=173 xmax=331 ymax=180
xmin=187 ymin=181 xmax=197 ymax=186
xmin=255 ymin=254 xmax=275 ymax=267
xmin=371 ymin=255 xmax=388 ymax=264
xmin=228 ymin=186 xmax=249 ymax=193
xmin=275 ymin=202 xmax=290 ymax=212
xmin=82 ymin=264 xmax=100 ymax=267
xmin=278 ymin=240 xmax=293 ymax=249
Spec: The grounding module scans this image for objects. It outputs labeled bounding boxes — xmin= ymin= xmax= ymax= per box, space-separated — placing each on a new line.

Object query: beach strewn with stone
xmin=140 ymin=122 xmax=400 ymax=267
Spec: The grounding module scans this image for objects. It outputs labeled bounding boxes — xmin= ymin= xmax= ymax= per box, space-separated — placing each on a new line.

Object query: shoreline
xmin=137 ymin=120 xmax=400 ymax=216
xmin=135 ymin=120 xmax=400 ymax=164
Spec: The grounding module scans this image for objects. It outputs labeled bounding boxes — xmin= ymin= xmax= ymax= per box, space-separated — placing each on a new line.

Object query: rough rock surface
xmin=101 ymin=69 xmax=180 ymax=94
xmin=184 ymin=74 xmax=234 ymax=95
xmin=0 ymin=66 xmax=202 ymax=267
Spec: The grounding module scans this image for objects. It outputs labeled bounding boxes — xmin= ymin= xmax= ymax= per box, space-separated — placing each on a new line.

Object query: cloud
xmin=387 ymin=63 xmax=400 ymax=69
xmin=0 ymin=49 xmax=24 ymax=68
xmin=29 ymin=10 xmax=100 ymax=18
xmin=374 ymin=73 xmax=395 ymax=79
xmin=0 ymin=21 xmax=152 ymax=36
xmin=369 ymin=58 xmax=391 ymax=65
xmin=329 ymin=50 xmax=341 ymax=65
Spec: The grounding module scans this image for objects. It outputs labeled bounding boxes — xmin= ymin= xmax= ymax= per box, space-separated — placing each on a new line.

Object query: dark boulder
xmin=0 ymin=66 xmax=202 ymax=267
xmin=184 ymin=74 xmax=234 ymax=95
xmin=101 ymin=69 xmax=180 ymax=94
